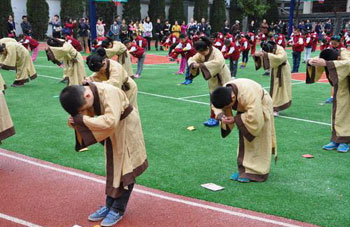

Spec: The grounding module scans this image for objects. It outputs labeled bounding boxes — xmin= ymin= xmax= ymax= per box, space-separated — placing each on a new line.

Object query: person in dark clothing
xmin=154 ymin=18 xmax=164 ymax=51
xmin=222 ymin=20 xmax=230 ymax=34
xmin=21 ymin=16 xmax=32 ymax=36
xmin=119 ymin=19 xmax=129 ymax=42
xmin=248 ymin=20 xmax=256 ymax=34
xmin=198 ymin=18 xmax=208 ymax=35
xmin=163 ymin=20 xmax=171 ymax=37
xmin=49 ymin=15 xmax=62 ymax=38
xmin=78 ymin=18 xmax=90 ymax=52
xmin=7 ymin=15 xmax=16 ymax=38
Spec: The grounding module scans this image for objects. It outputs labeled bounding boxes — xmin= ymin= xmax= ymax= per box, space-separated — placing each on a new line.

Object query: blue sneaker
xmin=88 ymin=206 xmax=110 ymax=222
xmin=230 ymin=172 xmax=239 ymax=181
xmin=322 ymin=141 xmax=339 ymax=150
xmin=337 ymin=143 xmax=349 ymax=153
xmin=101 ymin=210 xmax=123 ymax=227
xmin=181 ymin=79 xmax=192 ymax=85
xmin=204 ymin=118 xmax=219 ymax=127
xmin=324 ymin=97 xmax=333 ymax=104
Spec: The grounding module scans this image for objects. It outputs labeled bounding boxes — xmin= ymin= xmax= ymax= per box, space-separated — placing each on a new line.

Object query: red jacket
xmin=276 ymin=34 xmax=286 ymax=49
xmin=247 ymin=32 xmax=256 ymax=54
xmin=311 ymin=32 xmax=318 ymax=51
xmin=292 ymin=34 xmax=305 ymax=52
xmin=258 ymin=32 xmax=267 ymax=41
xmin=64 ymin=22 xmax=76 ymax=35
xmin=221 ymin=42 xmax=240 ymax=61
xmin=239 ymin=37 xmax=250 ymax=52
xmin=224 ymin=33 xmax=234 ymax=42
xmin=305 ymin=34 xmax=313 ymax=48
xmin=217 ymin=32 xmax=224 ymax=42
xmin=320 ymin=36 xmax=331 ymax=50
xmin=213 ymin=38 xmax=224 ymax=49
xmin=66 ymin=35 xmax=82 ymax=51
xmin=128 ymin=42 xmax=145 ymax=58
xmin=172 ymin=38 xmax=196 ymax=59
xmin=20 ymin=36 xmax=39 ymax=50
xmin=134 ymin=35 xmax=147 ymax=49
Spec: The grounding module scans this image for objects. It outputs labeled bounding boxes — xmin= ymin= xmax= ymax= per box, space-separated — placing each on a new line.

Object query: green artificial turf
xmin=1 ymin=49 xmax=349 ymax=226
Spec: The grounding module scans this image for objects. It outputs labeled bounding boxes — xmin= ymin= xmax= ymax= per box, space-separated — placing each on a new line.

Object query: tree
xmin=229 ymin=0 xmax=243 ymax=26
xmin=193 ymin=0 xmax=209 ymax=22
xmin=123 ymin=0 xmax=141 ymax=22
xmin=148 ymin=0 xmax=166 ymax=23
xmin=0 ymin=0 xmax=13 ymax=37
xmin=27 ymin=0 xmax=49 ymax=40
xmin=60 ymin=0 xmax=85 ymax=21
xmin=96 ymin=2 xmax=117 ymax=30
xmin=265 ymin=0 xmax=279 ymax=23
xmin=237 ymin=0 xmax=268 ymax=21
xmin=210 ymin=0 xmax=226 ymax=33
xmin=168 ymin=0 xmax=185 ymax=24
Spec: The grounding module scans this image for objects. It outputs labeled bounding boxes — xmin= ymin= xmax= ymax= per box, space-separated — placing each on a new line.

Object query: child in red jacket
xmin=221 ymin=39 xmax=240 ymax=78
xmin=124 ymin=39 xmax=145 ymax=79
xmin=18 ymin=34 xmax=39 ymax=62
xmin=290 ymin=29 xmax=304 ymax=73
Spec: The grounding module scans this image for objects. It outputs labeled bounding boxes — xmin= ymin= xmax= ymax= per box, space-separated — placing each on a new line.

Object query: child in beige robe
xmin=188 ymin=36 xmax=231 ymax=127
xmin=46 ymin=38 xmax=86 ymax=85
xmin=59 ymin=82 xmax=147 ymax=226
xmin=0 ymin=92 xmax=15 ymax=143
xmin=307 ymin=48 xmax=350 ymax=153
xmin=211 ymin=78 xmax=277 ymax=182
xmin=254 ymin=42 xmax=292 ymax=116
xmin=102 ymin=39 xmax=134 ymax=78
xmin=0 ymin=42 xmax=37 ymax=87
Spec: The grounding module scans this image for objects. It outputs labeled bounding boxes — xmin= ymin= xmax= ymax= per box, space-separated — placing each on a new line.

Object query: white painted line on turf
xmin=0 ymin=151 xmax=302 ymax=227
xmin=180 ymin=94 xmax=209 ymax=99
xmin=0 ymin=212 xmax=42 ymax=227
xmin=139 ymin=91 xmax=331 ymax=127
xmin=36 ymin=74 xmax=331 ymax=127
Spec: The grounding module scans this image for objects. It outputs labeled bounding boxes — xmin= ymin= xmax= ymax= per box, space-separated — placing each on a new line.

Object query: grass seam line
xmin=0 ymin=212 xmax=43 ymax=227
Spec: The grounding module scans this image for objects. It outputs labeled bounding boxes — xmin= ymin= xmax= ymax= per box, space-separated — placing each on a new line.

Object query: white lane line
xmin=180 ymin=94 xmax=209 ymax=99
xmin=34 ymin=64 xmax=179 ymax=70
xmin=0 ymin=212 xmax=42 ymax=227
xmin=0 ymin=151 xmax=302 ymax=227
xmin=37 ymin=74 xmax=331 ymax=127
xmin=38 ymin=74 xmax=61 ymax=80
xmin=138 ymin=91 xmax=331 ymax=127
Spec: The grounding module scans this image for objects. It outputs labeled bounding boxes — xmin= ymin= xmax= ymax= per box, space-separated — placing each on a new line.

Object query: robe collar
xmin=84 ymin=82 xmax=102 ymax=116
xmin=205 ymin=46 xmax=213 ymax=62
xmin=226 ymin=83 xmax=239 ymax=110
xmin=106 ymin=59 xmax=110 ymax=80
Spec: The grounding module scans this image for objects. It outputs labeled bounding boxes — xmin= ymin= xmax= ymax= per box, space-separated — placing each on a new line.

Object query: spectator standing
xmin=128 ymin=20 xmax=135 ymax=38
xmin=134 ymin=20 xmax=143 ymax=36
xmin=305 ymin=19 xmax=312 ymax=32
xmin=230 ymin=20 xmax=240 ymax=36
xmin=96 ymin=17 xmax=105 ymax=37
xmin=154 ymin=18 xmax=163 ymax=51
xmin=7 ymin=15 xmax=16 ymax=38
xmin=172 ymin=21 xmax=181 ymax=38
xmin=222 ymin=20 xmax=230 ymax=34
xmin=119 ymin=19 xmax=129 ymax=42
xmin=109 ymin=18 xmax=120 ymax=41
xmin=315 ymin=21 xmax=323 ymax=40
xmin=260 ymin=19 xmax=268 ymax=37
xmin=63 ymin=18 xmax=76 ymax=36
xmin=143 ymin=16 xmax=153 ymax=51
xmin=199 ymin=18 xmax=208 ymax=35
xmin=163 ymin=20 xmax=171 ymax=37
xmin=248 ymin=20 xmax=256 ymax=34
xmin=78 ymin=18 xmax=90 ymax=52
xmin=181 ymin=21 xmax=188 ymax=34
xmin=187 ymin=18 xmax=198 ymax=38
xmin=324 ymin=19 xmax=333 ymax=34
xmin=21 ymin=16 xmax=32 ymax=36
xmin=49 ymin=15 xmax=62 ymax=38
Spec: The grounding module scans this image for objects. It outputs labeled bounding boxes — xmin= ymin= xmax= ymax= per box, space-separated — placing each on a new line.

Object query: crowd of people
xmin=1 ymin=13 xmax=350 ymax=227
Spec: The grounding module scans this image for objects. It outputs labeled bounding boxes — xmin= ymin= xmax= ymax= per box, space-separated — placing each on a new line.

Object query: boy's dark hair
xmin=224 ymin=39 xmax=231 ymax=46
xmin=211 ymin=86 xmax=233 ymax=109
xmin=86 ymin=48 xmax=106 ymax=72
xmin=54 ymin=15 xmax=59 ymax=18
xmin=123 ymin=39 xmax=131 ymax=45
xmin=101 ymin=38 xmax=113 ymax=48
xmin=194 ymin=36 xmax=212 ymax=52
xmin=0 ymin=44 xmax=5 ymax=53
xmin=47 ymin=38 xmax=64 ymax=47
xmin=261 ymin=41 xmax=276 ymax=53
xmin=59 ymin=85 xmax=86 ymax=116
xmin=22 ymin=15 xmax=27 ymax=19
xmin=319 ymin=49 xmax=339 ymax=61
xmin=179 ymin=34 xmax=186 ymax=39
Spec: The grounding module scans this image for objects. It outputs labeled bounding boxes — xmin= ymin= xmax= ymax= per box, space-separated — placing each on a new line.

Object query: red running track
xmin=0 ymin=149 xmax=318 ymax=227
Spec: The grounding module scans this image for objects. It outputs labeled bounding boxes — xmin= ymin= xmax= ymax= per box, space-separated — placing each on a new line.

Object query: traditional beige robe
xmin=0 ymin=42 xmax=37 ymax=83
xmin=213 ymin=79 xmax=277 ymax=182
xmin=188 ymin=46 xmax=231 ymax=93
xmin=105 ymin=41 xmax=134 ymax=77
xmin=88 ymin=59 xmax=138 ymax=109
xmin=0 ymin=38 xmax=17 ymax=44
xmin=0 ymin=92 xmax=15 ymax=141
xmin=306 ymin=50 xmax=350 ymax=143
xmin=254 ymin=45 xmax=292 ymax=111
xmin=47 ymin=42 xmax=86 ymax=85
xmin=0 ymin=73 xmax=6 ymax=92
xmin=72 ymin=82 xmax=147 ymax=198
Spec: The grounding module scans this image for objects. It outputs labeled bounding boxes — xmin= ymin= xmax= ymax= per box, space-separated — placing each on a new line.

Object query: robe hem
xmin=73 ymin=114 xmax=98 ymax=151
xmin=273 ymin=100 xmax=292 ymax=112
xmin=0 ymin=64 xmax=16 ymax=70
xmin=0 ymin=126 xmax=15 ymax=141
xmin=253 ymin=55 xmax=262 ymax=70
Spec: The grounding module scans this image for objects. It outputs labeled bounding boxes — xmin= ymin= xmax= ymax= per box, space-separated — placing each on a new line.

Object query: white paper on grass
xmin=201 ymin=183 xmax=224 ymax=191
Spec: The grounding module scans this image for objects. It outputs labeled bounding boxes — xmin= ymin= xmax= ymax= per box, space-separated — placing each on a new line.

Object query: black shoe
xmin=11 ymin=83 xmax=24 ymax=87
xmin=59 ymin=78 xmax=68 ymax=84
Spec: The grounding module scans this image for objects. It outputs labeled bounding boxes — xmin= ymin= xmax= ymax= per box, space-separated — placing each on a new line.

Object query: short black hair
xmin=211 ymin=86 xmax=233 ymax=109
xmin=319 ymin=49 xmax=339 ymax=61
xmin=54 ymin=15 xmax=59 ymax=18
xmin=194 ymin=36 xmax=212 ymax=52
xmin=101 ymin=39 xmax=112 ymax=48
xmin=123 ymin=39 xmax=131 ymax=45
xmin=224 ymin=39 xmax=231 ymax=46
xmin=22 ymin=15 xmax=27 ymax=19
xmin=179 ymin=34 xmax=186 ymax=39
xmin=59 ymin=85 xmax=86 ymax=116
xmin=86 ymin=48 xmax=106 ymax=72
xmin=47 ymin=38 xmax=64 ymax=47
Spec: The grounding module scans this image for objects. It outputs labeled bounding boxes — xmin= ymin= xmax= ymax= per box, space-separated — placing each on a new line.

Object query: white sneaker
xmin=273 ymin=111 xmax=279 ymax=117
